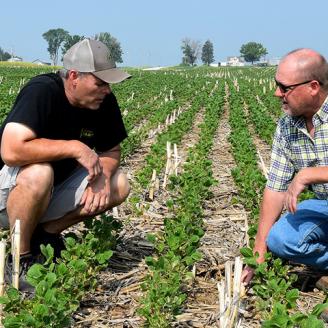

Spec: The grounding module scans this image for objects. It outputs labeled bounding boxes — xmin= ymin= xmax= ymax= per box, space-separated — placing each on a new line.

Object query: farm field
xmin=0 ymin=63 xmax=327 ymax=327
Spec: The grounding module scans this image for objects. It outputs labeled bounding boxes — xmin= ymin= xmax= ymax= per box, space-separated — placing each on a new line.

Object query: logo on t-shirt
xmin=80 ymin=128 xmax=94 ymax=139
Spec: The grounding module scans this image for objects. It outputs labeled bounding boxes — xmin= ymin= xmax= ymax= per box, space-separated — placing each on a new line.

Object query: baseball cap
xmin=63 ymin=38 xmax=131 ymax=83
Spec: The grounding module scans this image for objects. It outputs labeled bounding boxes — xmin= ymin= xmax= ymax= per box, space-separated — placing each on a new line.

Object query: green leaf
xmin=240 ymin=247 xmax=253 ymax=258
xmin=157 ymin=256 xmax=165 ymax=269
xmin=65 ymin=237 xmax=76 ymax=248
xmin=57 ymin=262 xmax=68 ymax=275
xmin=70 ymin=259 xmax=87 ymax=271
xmin=191 ymin=251 xmax=202 ymax=261
xmin=244 ymin=257 xmax=257 ymax=267
xmin=300 ymin=315 xmax=325 ymax=328
xmin=0 ymin=296 xmax=9 ymax=304
xmin=33 ymin=303 xmax=49 ymax=317
xmin=40 ymin=243 xmax=54 ymax=262
xmin=157 ymin=242 xmax=165 ymax=253
xmin=264 ymin=252 xmax=272 ymax=261
xmin=44 ymin=287 xmax=56 ymax=303
xmin=27 ymin=263 xmax=46 ymax=286
xmin=311 ymin=303 xmax=328 ymax=317
xmin=285 ymin=288 xmax=299 ymax=307
xmin=166 ymin=199 xmax=174 ymax=208
xmin=262 ymin=315 xmax=289 ymax=327
xmin=184 ymin=256 xmax=193 ymax=266
xmin=291 ymin=312 xmax=307 ymax=323
xmin=190 ymin=235 xmax=200 ymax=243
xmin=45 ymin=272 xmax=57 ymax=287
xmin=4 ymin=286 xmax=20 ymax=300
xmin=35 ymin=280 xmax=49 ymax=296
xmin=3 ymin=316 xmax=24 ymax=327
xmin=146 ymin=234 xmax=156 ymax=244
xmin=247 ymin=224 xmax=258 ymax=238
xmin=167 ymin=236 xmax=180 ymax=251
xmin=145 ymin=256 xmax=155 ymax=267
xmin=95 ymin=250 xmax=113 ymax=264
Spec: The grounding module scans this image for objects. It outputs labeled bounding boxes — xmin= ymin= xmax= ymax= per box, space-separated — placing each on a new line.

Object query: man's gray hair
xmin=57 ymin=68 xmax=69 ymax=79
xmin=57 ymin=69 xmax=90 ymax=79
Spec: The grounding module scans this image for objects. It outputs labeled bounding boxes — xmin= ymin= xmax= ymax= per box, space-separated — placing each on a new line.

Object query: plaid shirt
xmin=267 ymin=96 xmax=328 ymax=199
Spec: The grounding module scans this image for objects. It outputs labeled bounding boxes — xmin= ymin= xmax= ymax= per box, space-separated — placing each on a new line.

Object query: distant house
xmin=254 ymin=57 xmax=281 ymax=67
xmin=7 ymin=56 xmax=23 ymax=62
xmin=268 ymin=57 xmax=281 ymax=66
xmin=32 ymin=59 xmax=51 ymax=66
xmin=255 ymin=60 xmax=269 ymax=67
xmin=226 ymin=56 xmax=245 ymax=67
xmin=142 ymin=66 xmax=164 ymax=71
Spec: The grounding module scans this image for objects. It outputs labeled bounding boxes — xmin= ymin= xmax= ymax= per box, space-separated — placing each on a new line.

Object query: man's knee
xmin=267 ymin=222 xmax=299 ymax=259
xmin=111 ymin=170 xmax=130 ymax=205
xmin=16 ymin=163 xmax=54 ymax=195
xmin=267 ymin=228 xmax=285 ymax=257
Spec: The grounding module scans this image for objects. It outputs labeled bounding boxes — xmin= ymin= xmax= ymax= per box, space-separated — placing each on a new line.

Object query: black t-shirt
xmin=0 ymin=73 xmax=127 ymax=185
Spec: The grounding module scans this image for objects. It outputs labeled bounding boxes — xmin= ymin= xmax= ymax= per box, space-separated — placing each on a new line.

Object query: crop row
xmin=138 ymin=82 xmax=225 ymax=327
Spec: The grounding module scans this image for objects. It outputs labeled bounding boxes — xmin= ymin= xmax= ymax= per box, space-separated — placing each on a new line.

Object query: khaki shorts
xmin=0 ymin=165 xmax=89 ymax=229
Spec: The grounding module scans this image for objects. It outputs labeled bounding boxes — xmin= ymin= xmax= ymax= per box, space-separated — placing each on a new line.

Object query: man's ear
xmin=68 ymin=70 xmax=79 ymax=87
xmin=310 ymin=80 xmax=321 ymax=96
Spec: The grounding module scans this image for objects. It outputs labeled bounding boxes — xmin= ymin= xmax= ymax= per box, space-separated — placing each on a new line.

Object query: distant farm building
xmin=7 ymin=56 xmax=23 ymax=62
xmin=32 ymin=59 xmax=51 ymax=66
xmin=226 ymin=56 xmax=245 ymax=67
xmin=268 ymin=57 xmax=281 ymax=66
xmin=218 ymin=56 xmax=245 ymax=67
xmin=254 ymin=57 xmax=281 ymax=66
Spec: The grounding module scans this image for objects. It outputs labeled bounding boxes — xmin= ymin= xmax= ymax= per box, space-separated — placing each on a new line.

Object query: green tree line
xmin=0 ymin=48 xmax=11 ymax=61
xmin=42 ymin=28 xmax=124 ymax=66
xmin=0 ymin=29 xmax=124 ymax=66
xmin=1 ymin=30 xmax=267 ymax=67
xmin=181 ymin=39 xmax=267 ymax=66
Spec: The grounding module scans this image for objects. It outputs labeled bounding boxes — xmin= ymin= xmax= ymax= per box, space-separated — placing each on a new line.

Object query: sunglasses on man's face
xmin=275 ymin=79 xmax=322 ymax=94
xmin=274 ymin=79 xmax=314 ymax=94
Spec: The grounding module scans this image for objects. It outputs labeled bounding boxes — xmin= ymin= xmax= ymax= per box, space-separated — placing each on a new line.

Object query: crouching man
xmin=0 ymin=39 xmax=131 ymax=290
xmin=241 ymin=48 xmax=328 ymax=320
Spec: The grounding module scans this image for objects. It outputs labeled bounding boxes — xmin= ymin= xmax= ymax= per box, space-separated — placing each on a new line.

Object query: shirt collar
xmin=288 ymin=115 xmax=305 ymax=129
xmin=315 ymin=95 xmax=328 ymax=123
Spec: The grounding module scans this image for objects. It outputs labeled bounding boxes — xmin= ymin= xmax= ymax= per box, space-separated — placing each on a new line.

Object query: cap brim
xmin=93 ymin=68 xmax=131 ymax=84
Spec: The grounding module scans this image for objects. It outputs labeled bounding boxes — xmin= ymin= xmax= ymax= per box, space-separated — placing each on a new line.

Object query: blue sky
xmin=1 ymin=0 xmax=327 ymax=67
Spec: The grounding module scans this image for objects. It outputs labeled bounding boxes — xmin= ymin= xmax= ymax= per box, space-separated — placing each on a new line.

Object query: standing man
xmin=241 ymin=48 xmax=328 ymax=288
xmin=0 ymin=39 xmax=130 ymax=290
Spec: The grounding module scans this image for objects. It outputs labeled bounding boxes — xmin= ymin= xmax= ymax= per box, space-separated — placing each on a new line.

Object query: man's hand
xmin=75 ymin=143 xmax=103 ymax=182
xmin=285 ymin=171 xmax=307 ymax=214
xmin=241 ymin=189 xmax=286 ymax=286
xmin=241 ymin=243 xmax=267 ymax=285
xmin=79 ymin=144 xmax=121 ymax=214
xmin=80 ymin=173 xmax=110 ymax=214
xmin=241 ymin=266 xmax=255 ymax=285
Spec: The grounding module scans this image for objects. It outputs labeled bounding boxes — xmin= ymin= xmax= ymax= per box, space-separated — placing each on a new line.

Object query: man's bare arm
xmin=254 ymin=188 xmax=286 ymax=261
xmin=241 ymin=188 xmax=285 ymax=285
xmin=98 ymin=145 xmax=121 ymax=177
xmin=285 ymin=167 xmax=328 ymax=213
xmin=1 ymin=122 xmax=102 ymax=181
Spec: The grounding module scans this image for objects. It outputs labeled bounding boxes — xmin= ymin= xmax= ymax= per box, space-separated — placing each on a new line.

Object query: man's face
xmin=74 ymin=73 xmax=111 ymax=110
xmin=274 ymin=61 xmax=313 ymax=118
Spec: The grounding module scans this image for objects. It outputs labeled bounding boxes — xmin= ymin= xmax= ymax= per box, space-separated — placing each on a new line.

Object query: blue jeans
xmin=267 ymin=199 xmax=328 ymax=270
